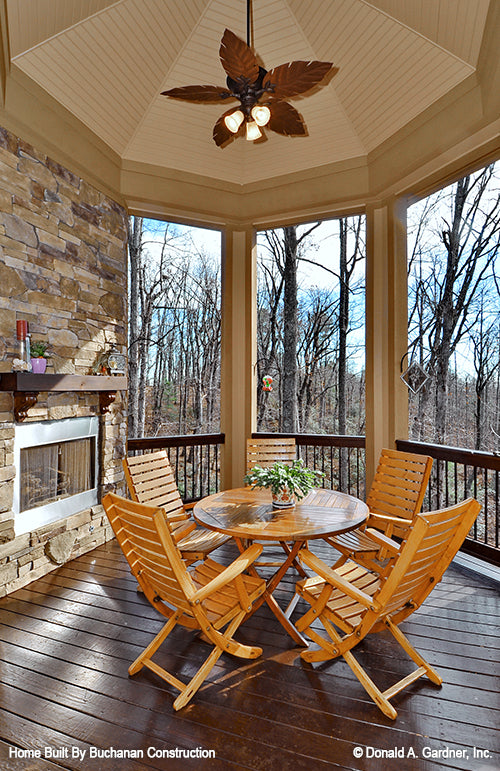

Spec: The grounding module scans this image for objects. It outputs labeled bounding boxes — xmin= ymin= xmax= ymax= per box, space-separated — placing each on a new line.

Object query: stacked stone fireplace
xmin=0 ymin=125 xmax=128 ymax=596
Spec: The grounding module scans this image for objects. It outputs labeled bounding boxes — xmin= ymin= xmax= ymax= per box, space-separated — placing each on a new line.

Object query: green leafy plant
xmin=30 ymin=340 xmax=50 ymax=358
xmin=244 ymin=459 xmax=324 ymax=500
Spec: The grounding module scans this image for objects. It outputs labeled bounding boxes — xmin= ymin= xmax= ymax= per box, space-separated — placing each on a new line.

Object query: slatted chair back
xmin=123 ymin=451 xmax=230 ymax=562
xmin=102 ymin=492 xmax=265 ymax=711
xmin=325 ymin=448 xmax=433 ymax=572
xmin=246 ymin=437 xmax=296 ymax=474
xmin=295 ymin=497 xmax=481 ymax=719
xmin=366 ymin=448 xmax=433 ymax=531
xmin=123 ymin=451 xmax=187 ymax=523
xmin=104 ymin=491 xmax=192 ymax=616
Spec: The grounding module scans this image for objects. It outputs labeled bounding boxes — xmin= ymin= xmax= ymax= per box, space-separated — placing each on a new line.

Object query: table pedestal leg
xmin=235 ymin=538 xmax=309 ymax=647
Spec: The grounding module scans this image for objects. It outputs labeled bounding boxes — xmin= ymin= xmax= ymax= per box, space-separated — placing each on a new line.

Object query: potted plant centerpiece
xmin=244 ymin=459 xmax=324 ymax=508
xmin=30 ymin=340 xmax=49 ymax=374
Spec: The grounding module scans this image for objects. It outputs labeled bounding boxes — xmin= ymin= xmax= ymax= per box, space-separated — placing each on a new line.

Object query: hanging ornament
xmin=262 ymin=374 xmax=273 ymax=392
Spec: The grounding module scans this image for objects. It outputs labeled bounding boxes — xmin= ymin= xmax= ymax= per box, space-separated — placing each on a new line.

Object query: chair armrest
xmin=364 ymin=528 xmax=401 ymax=554
xmin=368 ymin=513 xmax=411 ymax=528
xmin=183 ymin=501 xmax=196 ymax=512
xmin=298 ymin=549 xmax=379 ymax=610
xmin=172 ymin=520 xmax=196 ymax=544
xmin=192 ymin=543 xmax=263 ymax=604
xmin=168 ymin=512 xmax=191 ymax=523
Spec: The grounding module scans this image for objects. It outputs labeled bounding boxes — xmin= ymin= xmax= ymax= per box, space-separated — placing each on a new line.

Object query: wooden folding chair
xmin=246 ymin=437 xmax=296 ymax=474
xmin=123 ymin=451 xmax=230 ymax=564
xmin=326 ymin=448 xmax=433 ymax=572
xmin=102 ymin=492 xmax=266 ymax=711
xmin=294 ymin=497 xmax=481 ymax=719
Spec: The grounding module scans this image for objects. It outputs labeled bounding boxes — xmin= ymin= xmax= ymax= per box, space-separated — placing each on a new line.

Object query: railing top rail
xmin=252 ymin=432 xmax=366 ymax=449
xmin=128 ymin=433 xmax=225 ymax=450
xmin=397 ymin=439 xmax=500 ymax=472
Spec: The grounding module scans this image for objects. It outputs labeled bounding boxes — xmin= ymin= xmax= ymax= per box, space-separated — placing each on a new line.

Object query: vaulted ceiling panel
xmin=365 ymin=0 xmax=491 ymax=65
xmin=4 ymin=0 xmax=492 ymax=190
xmin=11 ymin=0 xmax=208 ymax=153
xmin=6 ymin=0 xmax=118 ymax=57
xmin=289 ymin=0 xmax=473 ymax=152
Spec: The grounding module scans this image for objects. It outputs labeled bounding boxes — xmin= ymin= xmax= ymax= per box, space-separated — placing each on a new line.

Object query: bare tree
xmin=127 ymin=216 xmax=143 ymax=437
xmin=470 ymin=294 xmax=499 ymax=449
xmin=408 ymin=166 xmax=500 ymax=444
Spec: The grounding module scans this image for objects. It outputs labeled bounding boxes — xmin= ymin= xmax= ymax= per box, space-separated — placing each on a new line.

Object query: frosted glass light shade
xmin=224 ymin=110 xmax=244 ymax=133
xmin=246 ymin=121 xmax=262 ymax=141
xmin=251 ymin=104 xmax=271 ymax=126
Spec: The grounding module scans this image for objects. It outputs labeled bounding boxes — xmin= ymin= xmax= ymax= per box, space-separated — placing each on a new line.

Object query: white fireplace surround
xmin=13 ymin=416 xmax=99 ymax=535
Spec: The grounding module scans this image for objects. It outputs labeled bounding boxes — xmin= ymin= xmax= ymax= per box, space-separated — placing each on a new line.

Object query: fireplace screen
xmin=14 ymin=416 xmax=99 ymax=535
xmin=20 ymin=437 xmax=95 ymax=511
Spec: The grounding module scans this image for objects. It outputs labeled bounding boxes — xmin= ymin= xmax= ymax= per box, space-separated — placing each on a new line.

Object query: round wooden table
xmin=194 ymin=487 xmax=368 ymax=645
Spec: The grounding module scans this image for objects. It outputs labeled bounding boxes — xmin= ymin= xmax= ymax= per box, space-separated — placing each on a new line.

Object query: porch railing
xmin=397 ymin=439 xmax=500 ymax=565
xmin=252 ymin=433 xmax=366 ymax=499
xmin=127 ymin=433 xmax=224 ymax=504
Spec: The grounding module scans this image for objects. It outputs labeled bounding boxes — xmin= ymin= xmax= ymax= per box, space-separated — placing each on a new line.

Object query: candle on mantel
xmin=15 ymin=320 xmax=32 ymax=371
xmin=16 ymin=319 xmax=28 ymax=340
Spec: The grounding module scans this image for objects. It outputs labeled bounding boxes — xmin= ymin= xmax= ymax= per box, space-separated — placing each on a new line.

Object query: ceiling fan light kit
xmin=225 ymin=109 xmax=245 ymax=133
xmin=245 ymin=120 xmax=262 ymax=141
xmin=162 ymin=27 xmax=337 ymax=147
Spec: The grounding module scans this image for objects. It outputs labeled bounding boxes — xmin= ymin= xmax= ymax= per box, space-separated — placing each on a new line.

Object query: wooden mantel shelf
xmin=0 ymin=373 xmax=127 ymax=421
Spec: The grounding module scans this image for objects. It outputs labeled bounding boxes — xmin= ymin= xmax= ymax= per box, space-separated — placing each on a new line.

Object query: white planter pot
xmin=271 ymin=486 xmax=296 ymax=508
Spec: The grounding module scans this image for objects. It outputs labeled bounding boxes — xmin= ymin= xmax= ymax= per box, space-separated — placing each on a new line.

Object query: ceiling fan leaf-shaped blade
xmin=213 ymin=110 xmax=239 ymax=147
xmin=161 ymin=85 xmax=234 ymax=102
xmin=268 ymin=102 xmax=306 ymax=136
xmin=264 ymin=61 xmax=336 ymax=98
xmin=219 ymin=28 xmax=259 ymax=82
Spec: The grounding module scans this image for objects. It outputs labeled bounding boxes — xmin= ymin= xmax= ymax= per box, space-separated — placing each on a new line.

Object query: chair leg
xmin=284 ymin=588 xmax=302 ymax=619
xmin=385 ymin=618 xmax=442 ymax=686
xmin=299 ymin=612 xmax=398 ymax=718
xmin=173 ymin=642 xmax=226 ymax=711
xmin=173 ymin=610 xmax=248 ymax=711
xmin=129 ymin=610 xmax=181 ymax=676
xmin=342 ymin=648 xmax=398 ymax=720
xmin=130 ymin=607 xmax=255 ymax=711
xmin=300 ymin=616 xmax=443 ymax=720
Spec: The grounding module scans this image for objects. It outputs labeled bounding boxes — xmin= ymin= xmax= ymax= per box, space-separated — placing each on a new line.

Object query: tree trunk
xmin=127 ymin=216 xmax=142 ymax=437
xmin=338 ymin=219 xmax=349 ymax=487
xmin=282 ymin=226 xmax=298 ymax=432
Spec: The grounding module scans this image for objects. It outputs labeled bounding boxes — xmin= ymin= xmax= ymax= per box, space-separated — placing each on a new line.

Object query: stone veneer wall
xmin=0 ymin=125 xmax=128 ymax=597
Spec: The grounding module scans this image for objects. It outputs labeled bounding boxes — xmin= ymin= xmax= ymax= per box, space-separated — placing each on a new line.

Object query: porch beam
xmin=220 ymin=227 xmax=256 ymax=489
xmin=365 ymin=198 xmax=408 ymax=488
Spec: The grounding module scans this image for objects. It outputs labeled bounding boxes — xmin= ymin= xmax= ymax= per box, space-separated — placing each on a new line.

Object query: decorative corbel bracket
xmin=99 ymin=391 xmax=117 ymax=414
xmin=14 ymin=392 xmax=38 ymax=422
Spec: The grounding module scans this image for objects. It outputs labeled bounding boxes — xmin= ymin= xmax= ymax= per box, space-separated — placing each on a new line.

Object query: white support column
xmin=220 ymin=227 xmax=256 ymax=489
xmin=365 ymin=198 xmax=409 ymax=488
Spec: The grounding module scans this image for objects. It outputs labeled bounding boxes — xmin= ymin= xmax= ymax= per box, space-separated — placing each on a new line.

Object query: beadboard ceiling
xmin=5 ymin=0 xmax=491 ymax=185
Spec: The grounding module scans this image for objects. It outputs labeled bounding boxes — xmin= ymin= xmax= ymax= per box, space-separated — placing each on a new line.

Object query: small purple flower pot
xmin=31 ymin=357 xmax=47 ymax=374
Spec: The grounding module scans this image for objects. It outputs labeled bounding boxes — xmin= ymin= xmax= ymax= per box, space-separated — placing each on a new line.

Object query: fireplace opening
xmin=14 ymin=417 xmax=99 ymax=535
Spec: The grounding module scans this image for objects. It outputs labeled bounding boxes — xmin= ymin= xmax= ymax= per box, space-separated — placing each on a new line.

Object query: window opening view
xmin=128 ymin=217 xmax=221 ymax=439
xmin=127 ymin=217 xmax=222 ymax=501
xmin=407 ymin=163 xmax=500 ymax=452
xmin=256 ymin=217 xmax=366 ymax=493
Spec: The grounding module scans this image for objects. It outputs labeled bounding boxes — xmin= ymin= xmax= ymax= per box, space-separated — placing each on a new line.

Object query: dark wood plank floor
xmin=1 ymin=538 xmax=499 ymax=771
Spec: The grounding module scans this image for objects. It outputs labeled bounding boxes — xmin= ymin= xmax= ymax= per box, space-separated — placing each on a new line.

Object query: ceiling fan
xmin=161 ymin=27 xmax=337 ymax=147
